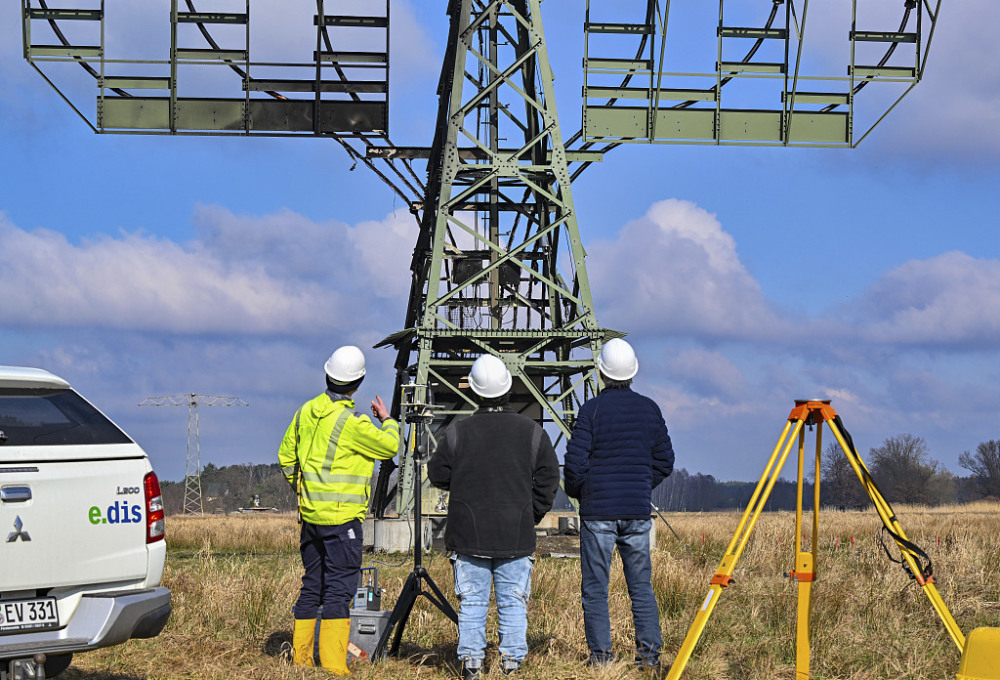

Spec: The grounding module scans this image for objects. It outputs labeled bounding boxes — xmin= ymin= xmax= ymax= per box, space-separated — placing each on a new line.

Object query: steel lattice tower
xmin=140 ymin=394 xmax=249 ymax=515
xmin=372 ymin=0 xmax=618 ymax=518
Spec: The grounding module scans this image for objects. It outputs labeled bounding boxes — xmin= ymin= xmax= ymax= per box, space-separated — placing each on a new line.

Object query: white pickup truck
xmin=0 ymin=367 xmax=171 ymax=679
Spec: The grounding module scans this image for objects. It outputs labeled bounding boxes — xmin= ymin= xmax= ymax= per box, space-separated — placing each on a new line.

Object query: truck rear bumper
xmin=0 ymin=587 xmax=171 ymax=658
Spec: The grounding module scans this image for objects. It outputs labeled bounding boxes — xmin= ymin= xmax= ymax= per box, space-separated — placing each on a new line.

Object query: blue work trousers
xmin=451 ymin=554 xmax=535 ymax=668
xmin=293 ymin=519 xmax=362 ymax=620
xmin=579 ymin=519 xmax=661 ymax=666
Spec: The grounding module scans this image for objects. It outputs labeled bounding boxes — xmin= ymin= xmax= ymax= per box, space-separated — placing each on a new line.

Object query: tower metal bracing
xmin=371 ymin=0 xmax=620 ymax=518
xmin=139 ymin=394 xmax=249 ymax=515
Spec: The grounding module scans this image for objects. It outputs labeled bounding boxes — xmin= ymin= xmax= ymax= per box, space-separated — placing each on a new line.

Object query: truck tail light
xmin=144 ymin=471 xmax=165 ymax=544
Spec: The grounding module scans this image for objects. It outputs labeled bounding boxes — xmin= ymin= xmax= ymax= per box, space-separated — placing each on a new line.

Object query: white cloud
xmin=347 ymin=211 xmax=420 ymax=300
xmin=661 ymin=347 xmax=747 ymax=400
xmin=193 ymin=204 xmax=416 ymax=300
xmin=0 ymin=207 xmax=416 ymax=335
xmin=585 ymin=199 xmax=1000 ymax=353
xmin=0 ymin=214 xmax=319 ymax=333
xmin=643 ymin=382 xmax=738 ymax=431
xmin=588 ymin=199 xmax=787 ymax=339
xmin=841 ymin=251 xmax=1000 ymax=347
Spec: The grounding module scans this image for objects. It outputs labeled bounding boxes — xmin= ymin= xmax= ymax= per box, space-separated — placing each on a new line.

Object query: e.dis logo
xmin=89 ymin=501 xmax=143 ymax=525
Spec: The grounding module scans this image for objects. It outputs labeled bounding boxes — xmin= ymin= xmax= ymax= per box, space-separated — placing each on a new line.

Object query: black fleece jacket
xmin=427 ymin=407 xmax=559 ymax=558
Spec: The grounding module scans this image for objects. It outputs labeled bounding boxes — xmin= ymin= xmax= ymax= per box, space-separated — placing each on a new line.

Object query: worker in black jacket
xmin=427 ymin=354 xmax=560 ymax=679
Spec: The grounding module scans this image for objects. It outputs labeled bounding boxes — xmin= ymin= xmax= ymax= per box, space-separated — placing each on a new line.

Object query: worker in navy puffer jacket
xmin=564 ymin=338 xmax=674 ymax=670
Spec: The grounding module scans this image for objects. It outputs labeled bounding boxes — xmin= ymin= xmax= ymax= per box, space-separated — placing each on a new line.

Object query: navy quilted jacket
xmin=564 ymin=386 xmax=674 ymax=520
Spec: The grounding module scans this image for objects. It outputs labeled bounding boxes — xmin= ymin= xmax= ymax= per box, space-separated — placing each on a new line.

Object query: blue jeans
xmin=293 ymin=519 xmax=362 ymax=620
xmin=580 ymin=519 xmax=660 ymax=666
xmin=451 ymin=554 xmax=535 ymax=668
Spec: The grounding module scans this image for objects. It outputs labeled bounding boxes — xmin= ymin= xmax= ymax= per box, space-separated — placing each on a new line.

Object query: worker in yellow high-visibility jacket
xmin=278 ymin=345 xmax=400 ymax=674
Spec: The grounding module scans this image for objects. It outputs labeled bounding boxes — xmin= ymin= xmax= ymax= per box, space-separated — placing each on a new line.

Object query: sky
xmin=2 ymin=0 xmax=999 ymax=487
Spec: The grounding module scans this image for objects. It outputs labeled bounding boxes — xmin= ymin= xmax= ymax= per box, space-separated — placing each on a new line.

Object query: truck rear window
xmin=0 ymin=388 xmax=132 ymax=447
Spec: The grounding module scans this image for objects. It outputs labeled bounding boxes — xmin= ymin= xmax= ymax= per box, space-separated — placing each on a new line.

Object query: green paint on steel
xmin=377 ymin=0 xmax=615 ymax=519
xmin=21 ymin=0 xmax=389 ymax=136
xmin=582 ymin=0 xmax=939 ymax=148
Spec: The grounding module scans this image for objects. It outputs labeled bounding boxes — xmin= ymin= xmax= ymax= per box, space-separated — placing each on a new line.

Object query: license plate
xmin=0 ymin=597 xmax=59 ymax=632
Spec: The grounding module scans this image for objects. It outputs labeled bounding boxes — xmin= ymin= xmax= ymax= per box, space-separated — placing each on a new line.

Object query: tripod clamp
xmin=400 ymin=397 xmax=443 ymax=462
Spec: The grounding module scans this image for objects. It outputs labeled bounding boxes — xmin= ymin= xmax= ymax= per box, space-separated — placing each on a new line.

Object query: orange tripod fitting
xmin=664 ymin=400 xmax=966 ymax=680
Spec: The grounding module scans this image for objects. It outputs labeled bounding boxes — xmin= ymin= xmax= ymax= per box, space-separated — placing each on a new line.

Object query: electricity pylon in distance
xmin=139 ymin=394 xmax=249 ymax=515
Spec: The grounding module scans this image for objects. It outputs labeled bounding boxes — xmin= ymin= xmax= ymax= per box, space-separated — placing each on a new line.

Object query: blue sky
xmin=2 ymin=0 xmax=999 ymax=486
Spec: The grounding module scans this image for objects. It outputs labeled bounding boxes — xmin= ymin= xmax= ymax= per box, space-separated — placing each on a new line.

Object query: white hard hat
xmin=324 ymin=345 xmax=366 ymax=384
xmin=597 ymin=338 xmax=638 ymax=381
xmin=468 ymin=354 xmax=512 ymax=399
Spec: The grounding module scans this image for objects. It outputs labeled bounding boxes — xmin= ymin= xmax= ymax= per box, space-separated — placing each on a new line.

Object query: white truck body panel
xmin=1 ymin=449 xmax=150 ymax=591
xmin=0 ymin=366 xmax=171 ymax=676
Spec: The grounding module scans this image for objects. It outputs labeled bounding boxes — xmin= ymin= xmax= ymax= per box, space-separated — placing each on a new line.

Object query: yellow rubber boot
xmin=292 ymin=618 xmax=316 ymax=666
xmin=318 ymin=618 xmax=351 ymax=676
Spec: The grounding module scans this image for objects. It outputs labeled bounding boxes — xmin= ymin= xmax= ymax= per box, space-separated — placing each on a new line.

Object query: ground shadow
xmin=60 ymin=670 xmax=144 ymax=680
xmin=262 ymin=629 xmax=293 ymax=660
xmin=394 ymin=641 xmax=462 ymax=676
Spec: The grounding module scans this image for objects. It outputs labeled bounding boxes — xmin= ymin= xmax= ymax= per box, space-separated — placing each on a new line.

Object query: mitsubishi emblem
xmin=6 ymin=516 xmax=31 ymax=542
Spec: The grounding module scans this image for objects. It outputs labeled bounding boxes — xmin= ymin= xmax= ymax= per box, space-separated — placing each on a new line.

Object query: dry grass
xmin=60 ymin=504 xmax=1000 ymax=680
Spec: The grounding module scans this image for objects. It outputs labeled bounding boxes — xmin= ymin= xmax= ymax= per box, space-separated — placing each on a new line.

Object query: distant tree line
xmin=160 ymin=462 xmax=298 ymax=515
xmin=651 ymin=468 xmax=807 ymax=512
xmin=161 ymin=435 xmax=1000 ymax=515
xmin=652 ymin=435 xmax=1000 ymax=511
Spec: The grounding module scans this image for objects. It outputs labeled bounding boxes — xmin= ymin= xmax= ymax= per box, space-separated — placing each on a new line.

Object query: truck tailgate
xmin=1 ymin=449 xmax=151 ymax=592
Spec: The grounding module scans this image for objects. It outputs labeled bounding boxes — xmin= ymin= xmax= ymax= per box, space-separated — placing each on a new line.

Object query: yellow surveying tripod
xmin=665 ymin=399 xmax=977 ymax=680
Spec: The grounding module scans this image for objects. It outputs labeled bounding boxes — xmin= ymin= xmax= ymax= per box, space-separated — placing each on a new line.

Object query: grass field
xmin=59 ymin=503 xmax=1000 ymax=680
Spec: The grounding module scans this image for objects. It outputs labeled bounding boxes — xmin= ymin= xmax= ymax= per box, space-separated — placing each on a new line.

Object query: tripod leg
xmin=373 ymin=572 xmax=421 ymax=660
xmin=792 ymin=426 xmax=813 ymax=680
xmin=420 ymin=571 xmax=458 ymax=623
xmin=793 ymin=551 xmax=814 ymax=680
xmin=666 ymin=417 xmax=806 ymax=680
xmin=826 ymin=418 xmax=967 ymax=653
xmin=381 ymin=571 xmax=459 ymax=658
